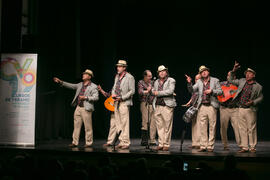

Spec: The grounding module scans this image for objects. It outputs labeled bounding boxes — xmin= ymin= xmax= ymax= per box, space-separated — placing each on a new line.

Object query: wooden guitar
xmin=217 ymin=84 xmax=238 ymax=103
xmin=104 ymin=96 xmax=115 ymax=112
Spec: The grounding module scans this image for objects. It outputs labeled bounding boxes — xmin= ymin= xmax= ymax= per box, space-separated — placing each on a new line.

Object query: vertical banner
xmin=0 ymin=53 xmax=37 ymax=146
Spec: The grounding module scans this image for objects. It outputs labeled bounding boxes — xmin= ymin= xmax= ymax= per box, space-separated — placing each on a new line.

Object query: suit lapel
xmin=250 ymin=83 xmax=258 ymax=99
xmin=209 ymin=77 xmax=214 ymax=90
xmin=120 ymin=75 xmax=127 ymax=89
xmin=85 ymin=84 xmax=92 ymax=95
xmin=198 ymin=79 xmax=203 ymax=96
xmin=234 ymin=79 xmax=246 ymax=100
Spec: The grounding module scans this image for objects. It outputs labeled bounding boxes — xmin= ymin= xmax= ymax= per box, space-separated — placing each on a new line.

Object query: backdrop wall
xmin=1 ymin=0 xmax=269 ymax=142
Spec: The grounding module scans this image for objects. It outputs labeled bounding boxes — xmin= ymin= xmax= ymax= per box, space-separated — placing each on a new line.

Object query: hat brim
xmin=116 ymin=64 xmax=127 ymax=67
xmin=244 ymin=70 xmax=256 ymax=75
xmin=82 ymin=72 xmax=93 ymax=77
xmin=199 ymin=68 xmax=210 ymax=73
xmin=157 ymin=68 xmax=168 ymax=72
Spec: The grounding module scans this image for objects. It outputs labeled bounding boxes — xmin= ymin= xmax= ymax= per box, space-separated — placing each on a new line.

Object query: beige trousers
xmin=220 ymin=106 xmax=241 ymax=148
xmin=191 ymin=115 xmax=200 ymax=146
xmin=154 ymin=105 xmax=174 ymax=148
xmin=73 ymin=106 xmax=93 ymax=146
xmin=140 ymin=102 xmax=157 ymax=143
xmin=198 ymin=105 xmax=217 ymax=150
xmin=238 ymin=108 xmax=257 ymax=150
xmin=111 ymin=101 xmax=130 ymax=146
xmin=106 ymin=112 xmax=116 ymax=145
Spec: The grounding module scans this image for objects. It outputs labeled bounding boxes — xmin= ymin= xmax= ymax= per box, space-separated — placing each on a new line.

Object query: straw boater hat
xmin=157 ymin=65 xmax=168 ymax=72
xmin=116 ymin=60 xmax=128 ymax=67
xmin=82 ymin=69 xmax=94 ymax=77
xmin=244 ymin=68 xmax=256 ymax=75
xmin=198 ymin=65 xmax=210 ymax=74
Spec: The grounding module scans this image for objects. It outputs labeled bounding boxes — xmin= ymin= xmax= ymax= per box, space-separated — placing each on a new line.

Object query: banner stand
xmin=0 ymin=53 xmax=37 ymax=146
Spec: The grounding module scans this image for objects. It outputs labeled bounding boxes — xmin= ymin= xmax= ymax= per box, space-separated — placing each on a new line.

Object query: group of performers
xmin=53 ymin=60 xmax=263 ymax=153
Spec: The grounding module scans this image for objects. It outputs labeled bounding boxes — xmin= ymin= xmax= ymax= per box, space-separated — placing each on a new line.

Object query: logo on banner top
xmin=0 ymin=57 xmax=36 ymax=95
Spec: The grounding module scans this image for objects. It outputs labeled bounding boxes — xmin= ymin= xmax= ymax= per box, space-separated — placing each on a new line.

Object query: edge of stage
xmin=1 ymin=139 xmax=270 ymax=179
xmin=1 ymin=139 xmax=270 ymax=159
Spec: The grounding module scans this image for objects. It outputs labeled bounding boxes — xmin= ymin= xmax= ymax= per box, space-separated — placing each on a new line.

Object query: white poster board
xmin=0 ymin=53 xmax=37 ymax=146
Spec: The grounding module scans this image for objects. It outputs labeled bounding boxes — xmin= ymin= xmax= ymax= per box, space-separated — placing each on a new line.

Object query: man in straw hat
xmin=110 ymin=59 xmax=135 ymax=149
xmin=228 ymin=61 xmax=263 ymax=153
xmin=152 ymin=65 xmax=177 ymax=151
xmin=53 ymin=69 xmax=99 ymax=147
xmin=186 ymin=65 xmax=223 ymax=152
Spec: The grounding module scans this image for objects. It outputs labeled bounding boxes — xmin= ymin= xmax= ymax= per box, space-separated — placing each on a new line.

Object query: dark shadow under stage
xmin=1 ymin=139 xmax=270 ymax=179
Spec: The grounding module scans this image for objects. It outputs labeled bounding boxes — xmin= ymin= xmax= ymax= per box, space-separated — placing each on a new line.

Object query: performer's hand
xmin=111 ymin=94 xmax=117 ymax=98
xmin=185 ymin=74 xmax=192 ymax=83
xmin=53 ymin=77 xmax=61 ymax=83
xmin=79 ymin=96 xmax=87 ymax=101
xmin=98 ymin=85 xmax=107 ymax=97
xmin=147 ymin=86 xmax=152 ymax=92
xmin=245 ymin=100 xmax=253 ymax=106
xmin=182 ymin=103 xmax=191 ymax=107
xmin=97 ymin=85 xmax=103 ymax=91
xmin=232 ymin=60 xmax=240 ymax=72
xmin=204 ymin=89 xmax=212 ymax=95
xmin=114 ymin=97 xmax=122 ymax=102
xmin=153 ymin=91 xmax=158 ymax=96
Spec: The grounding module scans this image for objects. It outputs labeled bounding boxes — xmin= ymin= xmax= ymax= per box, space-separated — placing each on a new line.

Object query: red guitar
xmin=217 ymin=84 xmax=238 ymax=103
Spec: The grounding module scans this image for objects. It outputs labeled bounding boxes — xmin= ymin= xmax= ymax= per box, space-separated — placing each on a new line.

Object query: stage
xmin=1 ymin=139 xmax=270 ymax=179
xmin=2 ymin=139 xmax=270 ymax=157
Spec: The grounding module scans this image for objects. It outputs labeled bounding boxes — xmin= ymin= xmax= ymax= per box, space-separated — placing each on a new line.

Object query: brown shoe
xmin=189 ymin=146 xmax=200 ymax=149
xmin=103 ymin=143 xmax=112 ymax=148
xmin=198 ymin=148 xmax=207 ymax=152
xmin=163 ymin=147 xmax=169 ymax=151
xmin=84 ymin=144 xmax=92 ymax=148
xmin=223 ymin=147 xmax=230 ymax=151
xmin=250 ymin=148 xmax=256 ymax=153
xmin=120 ymin=145 xmax=129 ymax=149
xmin=68 ymin=143 xmax=77 ymax=147
xmin=238 ymin=149 xmax=249 ymax=153
xmin=115 ymin=145 xmax=122 ymax=149
xmin=156 ymin=146 xmax=163 ymax=151
xmin=207 ymin=149 xmax=214 ymax=152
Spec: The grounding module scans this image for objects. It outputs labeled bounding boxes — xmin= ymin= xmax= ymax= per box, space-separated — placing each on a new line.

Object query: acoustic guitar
xmin=104 ymin=96 xmax=115 ymax=112
xmin=217 ymin=84 xmax=238 ymax=103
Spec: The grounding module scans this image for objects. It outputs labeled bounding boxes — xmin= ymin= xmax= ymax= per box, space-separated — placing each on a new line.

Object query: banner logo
xmin=0 ymin=57 xmax=36 ymax=95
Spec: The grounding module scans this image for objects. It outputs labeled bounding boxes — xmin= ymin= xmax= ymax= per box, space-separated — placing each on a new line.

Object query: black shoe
xmin=198 ymin=148 xmax=207 ymax=152
xmin=141 ymin=141 xmax=148 ymax=146
xmin=68 ymin=143 xmax=77 ymax=148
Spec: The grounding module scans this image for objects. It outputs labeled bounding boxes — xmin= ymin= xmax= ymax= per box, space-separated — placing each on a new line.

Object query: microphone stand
xmin=180 ymin=123 xmax=188 ymax=152
xmin=144 ymin=82 xmax=155 ymax=152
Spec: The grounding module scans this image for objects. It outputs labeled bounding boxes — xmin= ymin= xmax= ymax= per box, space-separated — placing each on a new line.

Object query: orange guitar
xmin=104 ymin=96 xmax=115 ymax=112
xmin=217 ymin=84 xmax=238 ymax=103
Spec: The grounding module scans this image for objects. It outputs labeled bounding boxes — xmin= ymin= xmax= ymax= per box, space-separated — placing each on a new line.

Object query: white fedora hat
xmin=157 ymin=65 xmax=168 ymax=72
xmin=116 ymin=59 xmax=128 ymax=67
xmin=198 ymin=65 xmax=210 ymax=74
xmin=82 ymin=69 xmax=94 ymax=77
xmin=244 ymin=68 xmax=256 ymax=75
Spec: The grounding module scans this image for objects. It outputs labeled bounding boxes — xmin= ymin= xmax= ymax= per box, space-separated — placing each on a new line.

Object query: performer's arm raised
xmin=53 ymin=77 xmax=78 ymax=90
